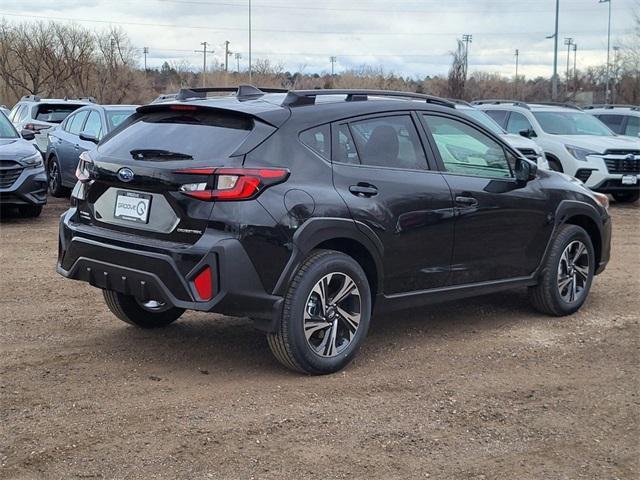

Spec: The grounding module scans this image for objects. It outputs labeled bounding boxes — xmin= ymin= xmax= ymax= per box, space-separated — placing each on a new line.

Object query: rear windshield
xmin=34 ymin=104 xmax=83 ymax=123
xmin=0 ymin=111 xmax=18 ymax=138
xmin=98 ymin=109 xmax=253 ymax=161
xmin=106 ymin=109 xmax=136 ymax=131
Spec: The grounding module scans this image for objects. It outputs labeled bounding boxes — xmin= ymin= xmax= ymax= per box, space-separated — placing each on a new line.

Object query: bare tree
xmin=448 ymin=40 xmax=466 ymax=99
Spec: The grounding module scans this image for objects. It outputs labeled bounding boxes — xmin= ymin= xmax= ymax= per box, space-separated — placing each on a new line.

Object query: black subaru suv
xmin=57 ymin=86 xmax=611 ymax=374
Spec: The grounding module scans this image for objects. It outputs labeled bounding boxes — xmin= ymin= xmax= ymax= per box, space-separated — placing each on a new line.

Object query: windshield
xmin=460 ymin=108 xmax=506 ymax=135
xmin=106 ymin=109 xmax=137 ymax=131
xmin=0 ymin=111 xmax=19 ymax=138
xmin=533 ymin=111 xmax=614 ymax=136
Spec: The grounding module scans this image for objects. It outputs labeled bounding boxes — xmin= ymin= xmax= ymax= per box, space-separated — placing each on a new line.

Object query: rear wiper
xmin=130 ymin=149 xmax=193 ymax=160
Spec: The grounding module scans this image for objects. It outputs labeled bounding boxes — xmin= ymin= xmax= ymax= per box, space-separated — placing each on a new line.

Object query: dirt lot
xmin=1 ymin=197 xmax=638 ymax=480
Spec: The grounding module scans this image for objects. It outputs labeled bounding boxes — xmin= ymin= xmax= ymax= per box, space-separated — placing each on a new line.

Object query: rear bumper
xmin=57 ymin=208 xmax=283 ymax=330
xmin=0 ymin=166 xmax=48 ymax=206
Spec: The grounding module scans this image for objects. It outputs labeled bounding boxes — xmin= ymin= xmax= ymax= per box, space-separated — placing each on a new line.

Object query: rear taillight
xmin=23 ymin=123 xmax=49 ymax=132
xmin=75 ymin=151 xmax=93 ymax=182
xmin=175 ymin=167 xmax=289 ymax=201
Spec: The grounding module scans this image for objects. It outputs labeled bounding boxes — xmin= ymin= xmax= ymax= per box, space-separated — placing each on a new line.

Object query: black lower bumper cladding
xmin=57 ymin=209 xmax=283 ymax=330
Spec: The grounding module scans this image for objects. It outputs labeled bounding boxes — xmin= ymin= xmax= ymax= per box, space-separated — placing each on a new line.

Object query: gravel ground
xmin=1 ymin=197 xmax=638 ymax=480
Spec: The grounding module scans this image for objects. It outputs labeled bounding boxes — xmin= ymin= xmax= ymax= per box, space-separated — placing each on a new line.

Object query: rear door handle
xmin=455 ymin=196 xmax=478 ymax=207
xmin=349 ymin=184 xmax=378 ymax=197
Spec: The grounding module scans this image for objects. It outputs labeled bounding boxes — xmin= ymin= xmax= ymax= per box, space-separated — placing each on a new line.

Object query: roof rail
xmin=583 ymin=104 xmax=639 ymax=110
xmin=447 ymin=98 xmax=473 ymax=107
xmin=77 ymin=96 xmax=97 ymax=103
xmin=533 ymin=101 xmax=582 ymax=110
xmin=20 ymin=95 xmax=41 ymax=102
xmin=281 ymin=89 xmax=455 ymax=108
xmin=471 ymin=99 xmax=531 ymax=109
xmin=176 ymin=84 xmax=288 ymax=101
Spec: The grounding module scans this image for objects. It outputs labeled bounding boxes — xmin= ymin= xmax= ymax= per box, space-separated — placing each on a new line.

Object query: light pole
xmin=329 ymin=56 xmax=337 ymax=76
xmin=572 ymin=43 xmax=578 ymax=97
xmin=195 ymin=42 xmax=214 ymax=87
xmin=235 ymin=52 xmax=242 ymax=73
xmin=514 ymin=49 xmax=519 ymax=99
xmin=248 ymin=0 xmax=252 ymax=82
xmin=462 ymin=34 xmax=472 ymax=81
xmin=143 ymin=47 xmax=149 ymax=72
xmin=599 ymin=0 xmax=612 ymax=103
xmin=564 ymin=37 xmax=574 ymax=96
xmin=547 ymin=0 xmax=560 ymax=100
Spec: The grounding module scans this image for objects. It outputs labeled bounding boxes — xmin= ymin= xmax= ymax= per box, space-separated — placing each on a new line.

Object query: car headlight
xmin=21 ymin=152 xmax=43 ymax=168
xmin=565 ymin=145 xmax=600 ymax=161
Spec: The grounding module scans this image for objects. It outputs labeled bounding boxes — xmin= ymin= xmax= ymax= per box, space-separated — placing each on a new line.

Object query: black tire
xmin=103 ymin=290 xmax=184 ymax=328
xmin=611 ymin=191 xmax=639 ymax=203
xmin=17 ymin=205 xmax=43 ymax=218
xmin=47 ymin=156 xmax=69 ymax=197
xmin=267 ymin=249 xmax=372 ymax=375
xmin=529 ymin=224 xmax=595 ymax=316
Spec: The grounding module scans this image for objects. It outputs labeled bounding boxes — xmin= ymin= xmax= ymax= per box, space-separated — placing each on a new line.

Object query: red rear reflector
xmin=193 ymin=266 xmax=213 ymax=301
xmin=170 ymin=105 xmax=198 ymax=111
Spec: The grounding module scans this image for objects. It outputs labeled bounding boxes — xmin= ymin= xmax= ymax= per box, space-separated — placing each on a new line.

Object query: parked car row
xmin=473 ymin=100 xmax=640 ymax=203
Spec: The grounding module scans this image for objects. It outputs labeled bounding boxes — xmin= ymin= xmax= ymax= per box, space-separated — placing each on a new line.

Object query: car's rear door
xmin=331 ymin=112 xmax=454 ymax=294
xmin=420 ymin=112 xmax=552 ymax=285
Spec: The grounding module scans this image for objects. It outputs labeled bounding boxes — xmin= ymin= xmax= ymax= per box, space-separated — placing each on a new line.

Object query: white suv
xmin=7 ymin=96 xmax=93 ymax=153
xmin=454 ymin=102 xmax=549 ymax=170
xmin=474 ymin=101 xmax=640 ymax=203
xmin=585 ymin=105 xmax=640 ymax=139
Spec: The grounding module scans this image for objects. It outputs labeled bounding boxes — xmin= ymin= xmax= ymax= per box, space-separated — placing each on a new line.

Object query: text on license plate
xmin=621 ymin=175 xmax=638 ymax=185
xmin=114 ymin=191 xmax=152 ymax=223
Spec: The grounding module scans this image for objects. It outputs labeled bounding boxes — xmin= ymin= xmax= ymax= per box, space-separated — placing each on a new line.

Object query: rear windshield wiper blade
xmin=130 ymin=149 xmax=193 ymax=160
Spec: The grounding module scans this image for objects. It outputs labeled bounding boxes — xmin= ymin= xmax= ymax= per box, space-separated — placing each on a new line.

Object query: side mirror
xmin=21 ymin=129 xmax=36 ymax=141
xmin=515 ymin=157 xmax=537 ymax=183
xmin=79 ymin=132 xmax=99 ymax=144
xmin=519 ymin=128 xmax=536 ymax=138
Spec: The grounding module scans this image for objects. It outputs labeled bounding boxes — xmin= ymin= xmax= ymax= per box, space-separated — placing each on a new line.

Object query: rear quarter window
xmin=98 ymin=109 xmax=254 ymax=161
xmin=300 ymin=124 xmax=330 ymax=160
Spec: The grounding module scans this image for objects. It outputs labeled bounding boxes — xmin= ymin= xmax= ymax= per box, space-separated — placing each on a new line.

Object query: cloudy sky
xmin=1 ymin=0 xmax=638 ymax=79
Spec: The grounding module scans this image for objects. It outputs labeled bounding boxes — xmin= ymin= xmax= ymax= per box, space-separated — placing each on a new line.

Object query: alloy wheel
xmin=557 ymin=240 xmax=590 ymax=303
xmin=48 ymin=160 xmax=59 ymax=192
xmin=304 ymin=272 xmax=361 ymax=358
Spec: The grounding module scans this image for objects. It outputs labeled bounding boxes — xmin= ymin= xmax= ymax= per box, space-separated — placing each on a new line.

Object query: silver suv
xmin=7 ymin=96 xmax=94 ymax=153
xmin=474 ymin=100 xmax=640 ymax=203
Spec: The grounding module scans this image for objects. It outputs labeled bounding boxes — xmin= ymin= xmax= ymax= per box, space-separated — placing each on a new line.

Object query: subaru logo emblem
xmin=626 ymin=154 xmax=635 ymax=161
xmin=117 ymin=167 xmax=134 ymax=182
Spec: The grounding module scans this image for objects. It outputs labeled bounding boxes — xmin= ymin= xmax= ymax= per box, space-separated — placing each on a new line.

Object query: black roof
xmin=141 ymin=85 xmax=458 ymax=127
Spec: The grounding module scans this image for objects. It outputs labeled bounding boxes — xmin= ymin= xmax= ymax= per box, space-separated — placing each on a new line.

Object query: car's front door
xmin=331 ymin=113 xmax=455 ymax=294
xmin=58 ymin=110 xmax=89 ymax=186
xmin=421 ymin=113 xmax=552 ymax=285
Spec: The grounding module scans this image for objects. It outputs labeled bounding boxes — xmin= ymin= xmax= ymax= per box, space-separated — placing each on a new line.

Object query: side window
xmin=83 ymin=110 xmax=103 ymax=139
xmin=625 ymin=116 xmax=639 ymax=137
xmin=348 ymin=115 xmax=427 ymax=170
xmin=16 ymin=105 xmax=29 ymax=123
xmin=596 ymin=114 xmax=625 ymax=134
xmin=300 ymin=124 xmax=330 ymax=160
xmin=334 ymin=123 xmax=360 ymax=165
xmin=423 ymin=114 xmax=513 ymax=179
xmin=484 ymin=110 xmax=508 ymax=127
xmin=8 ymin=104 xmax=22 ymax=122
xmin=68 ymin=111 xmax=88 ymax=135
xmin=506 ymin=112 xmax=533 ymax=135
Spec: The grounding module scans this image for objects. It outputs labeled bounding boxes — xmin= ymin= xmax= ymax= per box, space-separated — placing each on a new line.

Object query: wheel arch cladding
xmin=314 ymin=237 xmax=379 ymax=300
xmin=564 ymin=214 xmax=602 ymax=267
